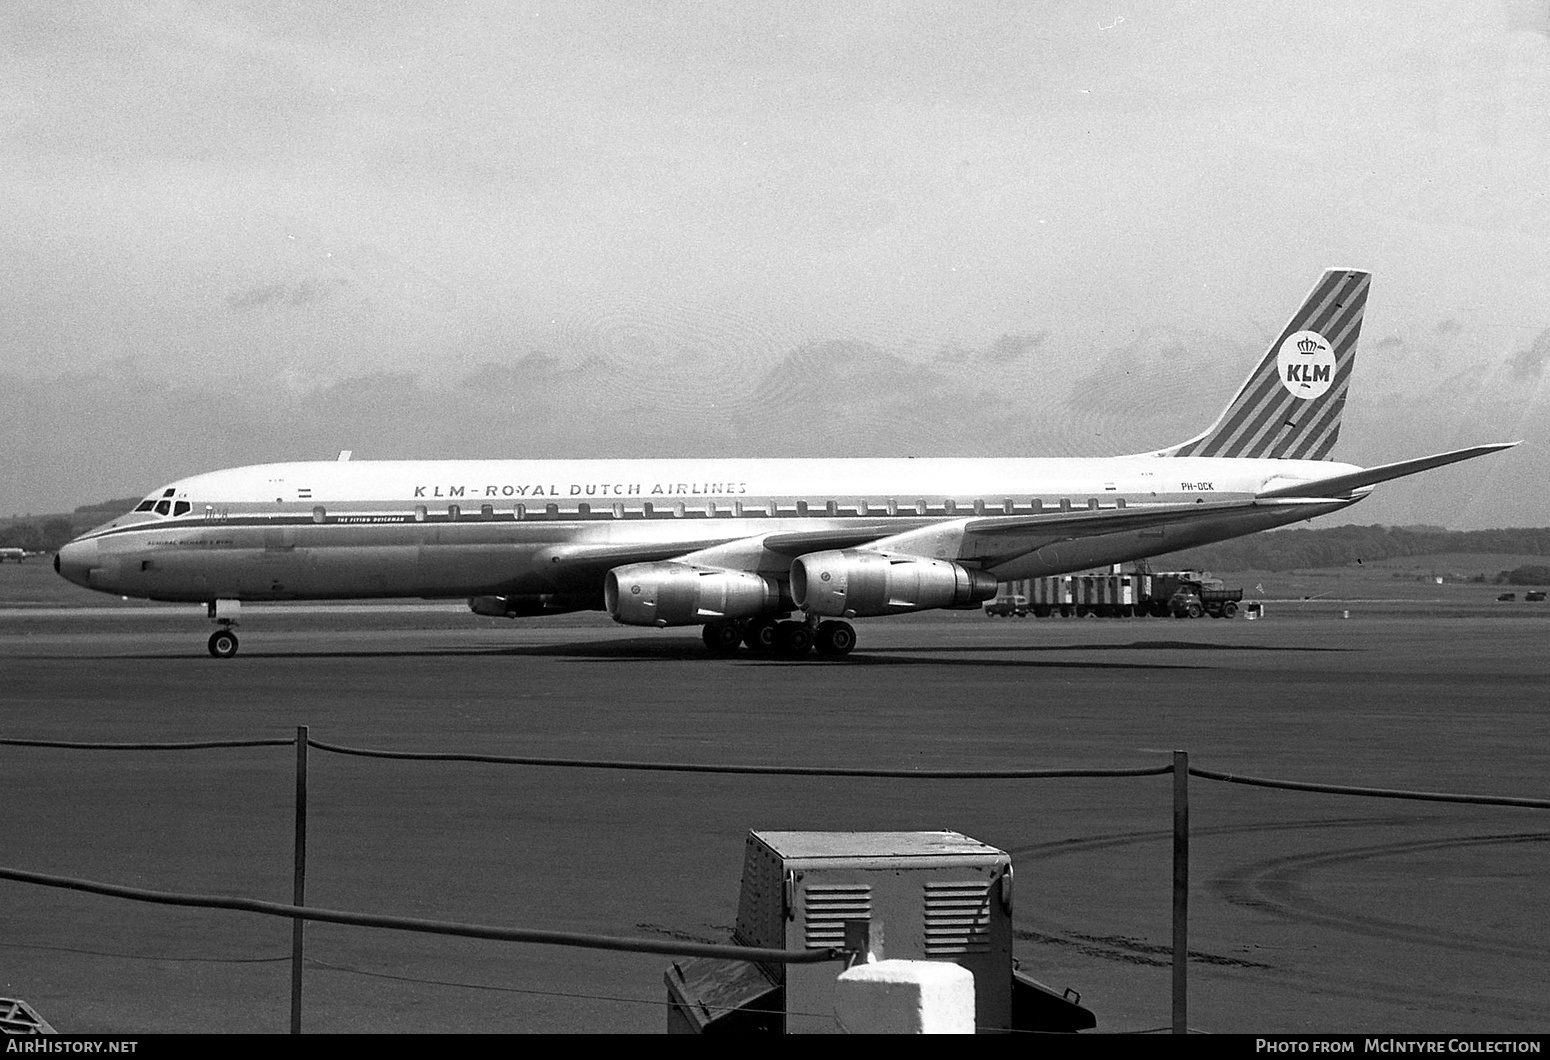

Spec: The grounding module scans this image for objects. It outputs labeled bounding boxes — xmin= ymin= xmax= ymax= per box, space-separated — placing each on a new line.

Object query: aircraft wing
xmin=530 ymin=441 xmax=1513 ymax=578
xmin=529 ymin=524 xmax=900 ymax=581
xmin=919 ymin=496 xmax=1346 ymax=567
xmin=1254 ymin=442 xmax=1519 ymax=499
xmin=535 ymin=497 xmax=1351 ymax=579
xmin=960 ymin=497 xmax=1281 ymax=538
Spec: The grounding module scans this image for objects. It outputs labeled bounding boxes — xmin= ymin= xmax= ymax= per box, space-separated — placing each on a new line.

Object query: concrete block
xmin=833 ymin=959 xmax=975 ymax=1034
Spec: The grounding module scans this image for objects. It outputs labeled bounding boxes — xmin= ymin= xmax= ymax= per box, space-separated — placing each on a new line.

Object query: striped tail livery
xmin=1158 ymin=268 xmax=1370 ymax=460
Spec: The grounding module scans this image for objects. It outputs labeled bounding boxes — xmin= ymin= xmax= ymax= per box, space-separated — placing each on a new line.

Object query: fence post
xmin=292 ymin=725 xmax=308 ymax=1034
xmin=1172 ymin=749 xmax=1188 ymax=1034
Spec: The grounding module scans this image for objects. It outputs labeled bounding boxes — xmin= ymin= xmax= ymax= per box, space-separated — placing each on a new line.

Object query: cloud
xmin=1508 ymin=327 xmax=1550 ymax=379
xmin=2 ymin=3 xmax=1547 ymax=529
xmin=937 ymin=331 xmax=1049 ymax=367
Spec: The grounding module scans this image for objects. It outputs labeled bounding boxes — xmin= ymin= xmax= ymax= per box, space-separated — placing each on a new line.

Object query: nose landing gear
xmin=207 ymin=599 xmax=241 ymax=658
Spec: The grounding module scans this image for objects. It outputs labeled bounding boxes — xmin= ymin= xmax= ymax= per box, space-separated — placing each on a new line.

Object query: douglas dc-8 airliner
xmin=56 ymin=270 xmax=1514 ymax=658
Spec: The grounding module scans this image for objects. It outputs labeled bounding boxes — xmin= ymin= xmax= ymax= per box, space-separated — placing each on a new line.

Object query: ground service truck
xmin=986 ymin=572 xmax=1244 ymax=619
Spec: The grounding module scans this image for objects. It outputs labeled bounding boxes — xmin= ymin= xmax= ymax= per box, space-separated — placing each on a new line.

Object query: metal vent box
xmin=735 ymin=830 xmax=1013 ymax=1033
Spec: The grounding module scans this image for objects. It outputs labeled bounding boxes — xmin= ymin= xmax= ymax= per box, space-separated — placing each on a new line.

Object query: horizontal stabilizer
xmin=1255 ymin=442 xmax=1519 ymax=499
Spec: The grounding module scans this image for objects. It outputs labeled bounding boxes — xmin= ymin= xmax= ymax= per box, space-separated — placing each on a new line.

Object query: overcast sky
xmin=3 ymin=1 xmax=1548 ymax=529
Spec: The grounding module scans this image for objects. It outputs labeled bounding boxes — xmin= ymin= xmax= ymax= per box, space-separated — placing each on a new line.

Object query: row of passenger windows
xmin=297 ymin=496 xmax=1129 ymax=523
xmin=142 ymin=496 xmax=1129 ymax=523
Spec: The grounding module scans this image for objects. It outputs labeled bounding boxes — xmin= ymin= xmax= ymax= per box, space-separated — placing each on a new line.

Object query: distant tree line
xmin=0 ymin=517 xmax=77 ymax=553
xmin=1504 ymin=565 xmax=1550 ymax=586
xmin=0 ymin=499 xmax=140 ymax=553
xmin=1157 ymin=524 xmax=1550 ymax=579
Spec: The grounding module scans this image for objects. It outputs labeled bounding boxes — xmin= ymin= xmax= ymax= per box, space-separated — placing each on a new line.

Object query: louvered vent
xmin=923 ymin=880 xmax=992 ymax=954
xmin=802 ymin=883 xmax=872 ymax=949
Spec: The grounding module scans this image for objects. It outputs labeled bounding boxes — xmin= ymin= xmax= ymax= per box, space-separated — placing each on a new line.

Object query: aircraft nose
xmin=55 ymin=538 xmax=98 ymax=589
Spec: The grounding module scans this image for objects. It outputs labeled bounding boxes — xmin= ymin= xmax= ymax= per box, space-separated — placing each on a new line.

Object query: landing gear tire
xmin=702 ymin=621 xmax=743 ymax=654
xmin=208 ymin=629 xmax=239 ymax=659
xmin=815 ymin=620 xmax=856 ymax=657
xmin=745 ymin=618 xmax=779 ymax=654
xmin=775 ymin=620 xmax=813 ymax=658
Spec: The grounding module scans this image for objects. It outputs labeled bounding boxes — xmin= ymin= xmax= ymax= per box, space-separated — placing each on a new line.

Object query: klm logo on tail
xmin=1161 ymin=269 xmax=1370 ymax=461
xmin=1278 ymin=331 xmax=1335 ymax=398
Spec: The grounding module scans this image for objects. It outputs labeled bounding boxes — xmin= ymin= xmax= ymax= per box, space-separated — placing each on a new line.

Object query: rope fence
xmin=2 ymin=730 xmax=1546 ymax=1033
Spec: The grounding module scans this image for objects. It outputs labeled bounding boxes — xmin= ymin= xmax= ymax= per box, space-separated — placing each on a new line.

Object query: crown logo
xmin=1296 ymin=336 xmax=1323 ymax=355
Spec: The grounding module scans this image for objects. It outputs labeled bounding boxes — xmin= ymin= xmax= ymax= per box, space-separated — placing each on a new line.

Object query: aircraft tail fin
xmin=1155 ymin=268 xmax=1371 ymax=460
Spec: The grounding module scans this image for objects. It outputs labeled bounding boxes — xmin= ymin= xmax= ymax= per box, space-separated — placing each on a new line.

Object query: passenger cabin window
xmin=672 ymin=502 xmax=685 ymax=518
xmin=643 ymin=502 xmax=656 ymax=517
xmin=886 ymin=499 xmax=898 ymax=516
xmin=1003 ymin=499 xmax=1015 ymax=515
xmin=943 ymin=499 xmax=956 ymax=514
xmin=447 ymin=504 xmax=460 ymax=520
xmin=414 ymin=506 xmax=427 ymax=522
xmin=825 ymin=501 xmax=837 ymax=517
xmin=514 ymin=504 xmax=526 ymax=521
xmin=312 ymin=506 xmax=327 ymax=524
xmin=480 ymin=504 xmax=494 ymax=521
xmin=545 ymin=503 xmax=559 ymax=518
xmin=1087 ymin=498 xmax=1099 ymax=510
xmin=797 ymin=501 xmax=809 ymax=516
xmin=612 ymin=503 xmax=624 ymax=519
xmin=972 ymin=500 xmax=984 ymax=516
xmin=577 ymin=503 xmax=591 ymax=517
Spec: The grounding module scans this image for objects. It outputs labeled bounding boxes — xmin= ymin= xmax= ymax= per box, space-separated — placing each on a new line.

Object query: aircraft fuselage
xmin=56 ymin=455 xmax=1358 ymax=604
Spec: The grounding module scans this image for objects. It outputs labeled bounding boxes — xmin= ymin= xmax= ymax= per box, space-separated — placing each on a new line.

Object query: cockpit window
xmin=154 ymin=500 xmax=171 ymax=515
xmin=162 ymin=488 xmax=176 ymax=498
xmin=135 ymin=500 xmax=156 ymax=512
xmin=173 ymin=501 xmax=191 ymax=516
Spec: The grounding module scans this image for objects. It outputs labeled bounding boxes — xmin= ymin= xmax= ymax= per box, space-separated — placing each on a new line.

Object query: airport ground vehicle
xmin=983 ymin=593 xmax=1030 ymax=617
xmin=987 ymin=571 xmax=1243 ymax=618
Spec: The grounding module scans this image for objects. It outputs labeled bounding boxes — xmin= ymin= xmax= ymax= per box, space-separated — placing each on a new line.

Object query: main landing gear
xmin=701 ymin=616 xmax=856 ymax=659
xmin=207 ymin=599 xmax=241 ymax=658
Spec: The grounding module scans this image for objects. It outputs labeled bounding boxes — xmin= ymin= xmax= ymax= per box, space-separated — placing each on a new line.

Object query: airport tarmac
xmin=1 ymin=604 xmax=1547 ymax=1034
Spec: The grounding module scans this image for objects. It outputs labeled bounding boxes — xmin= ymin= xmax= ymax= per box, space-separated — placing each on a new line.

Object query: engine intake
xmin=605 ymin=562 xmax=779 ymax=627
xmin=791 ymin=550 xmax=998 ymax=617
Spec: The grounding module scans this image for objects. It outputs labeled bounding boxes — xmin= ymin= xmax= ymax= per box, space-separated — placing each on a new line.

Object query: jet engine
xmin=605 ymin=562 xmax=780 ymax=627
xmin=791 ymin=549 xmax=998 ymax=617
